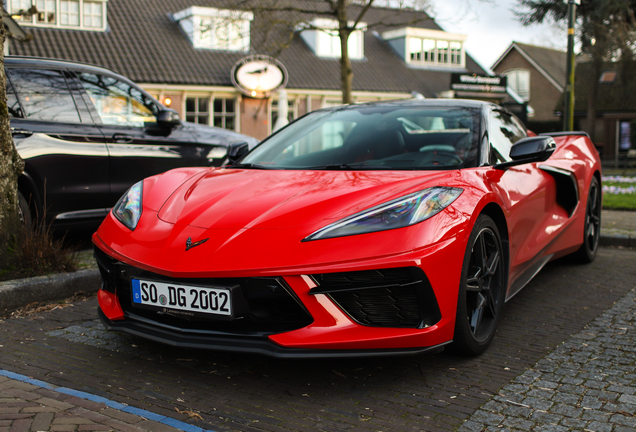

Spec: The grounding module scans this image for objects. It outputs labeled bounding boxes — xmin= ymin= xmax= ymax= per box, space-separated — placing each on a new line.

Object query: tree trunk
xmin=586 ymin=59 xmax=602 ymax=142
xmin=337 ymin=1 xmax=353 ymax=104
xmin=339 ymin=29 xmax=353 ymax=104
xmin=0 ymin=26 xmax=24 ymax=236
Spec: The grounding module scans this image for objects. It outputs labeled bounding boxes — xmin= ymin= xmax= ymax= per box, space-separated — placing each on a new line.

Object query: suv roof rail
xmin=5 ymin=55 xmax=119 ymax=75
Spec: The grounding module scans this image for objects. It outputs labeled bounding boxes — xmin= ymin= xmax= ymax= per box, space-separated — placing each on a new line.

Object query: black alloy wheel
xmin=451 ymin=215 xmax=506 ymax=356
xmin=575 ymin=177 xmax=601 ymax=263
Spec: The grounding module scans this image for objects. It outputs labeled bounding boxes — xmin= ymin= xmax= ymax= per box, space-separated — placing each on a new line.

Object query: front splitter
xmin=98 ymin=308 xmax=449 ymax=359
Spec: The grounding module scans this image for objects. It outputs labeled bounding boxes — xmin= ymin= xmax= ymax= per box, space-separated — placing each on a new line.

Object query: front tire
xmin=451 ymin=215 xmax=506 ymax=356
xmin=574 ymin=177 xmax=601 ymax=263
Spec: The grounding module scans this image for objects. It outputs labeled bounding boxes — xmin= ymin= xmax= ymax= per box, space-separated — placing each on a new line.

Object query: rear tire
xmin=451 ymin=215 xmax=506 ymax=356
xmin=574 ymin=177 xmax=601 ymax=263
xmin=18 ymin=191 xmax=32 ymax=227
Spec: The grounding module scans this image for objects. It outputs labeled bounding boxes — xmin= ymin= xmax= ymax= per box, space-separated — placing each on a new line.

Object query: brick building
xmin=492 ymin=42 xmax=566 ymax=132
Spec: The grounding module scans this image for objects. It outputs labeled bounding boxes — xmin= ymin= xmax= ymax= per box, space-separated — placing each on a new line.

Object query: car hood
xmin=155 ymin=168 xmax=456 ymax=231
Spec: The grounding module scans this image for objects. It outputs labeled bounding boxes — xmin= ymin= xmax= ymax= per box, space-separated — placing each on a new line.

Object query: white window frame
xmin=301 ymin=18 xmax=366 ymax=60
xmin=384 ymin=27 xmax=466 ymax=68
xmin=504 ymin=69 xmax=531 ymax=101
xmin=173 ymin=7 xmax=253 ymax=52
xmin=8 ymin=0 xmax=108 ymax=31
xmin=269 ymin=96 xmax=298 ymax=135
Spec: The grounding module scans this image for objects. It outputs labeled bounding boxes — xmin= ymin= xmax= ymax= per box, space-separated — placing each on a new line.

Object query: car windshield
xmin=241 ymin=104 xmax=481 ymax=170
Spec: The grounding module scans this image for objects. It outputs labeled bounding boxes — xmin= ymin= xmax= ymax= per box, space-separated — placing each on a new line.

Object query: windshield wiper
xmin=227 ymin=163 xmax=273 ymax=170
xmin=309 ymin=164 xmax=387 ymax=170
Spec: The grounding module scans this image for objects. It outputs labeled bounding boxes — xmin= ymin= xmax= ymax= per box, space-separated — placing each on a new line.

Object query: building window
xmin=83 ymin=1 xmax=103 ymax=28
xmin=36 ymin=0 xmax=56 ymax=23
xmin=173 ymin=7 xmax=252 ymax=51
xmin=408 ymin=37 xmax=463 ymax=67
xmin=504 ymin=69 xmax=530 ymax=101
xmin=213 ymin=98 xmax=236 ymax=130
xmin=8 ymin=0 xmax=108 ymax=30
xmin=271 ymin=99 xmax=295 ymax=131
xmin=300 ymin=18 xmax=365 ymax=60
xmin=450 ymin=42 xmax=462 ymax=65
xmin=186 ymin=97 xmax=209 ymax=124
xmin=60 ymin=0 xmax=79 ymax=26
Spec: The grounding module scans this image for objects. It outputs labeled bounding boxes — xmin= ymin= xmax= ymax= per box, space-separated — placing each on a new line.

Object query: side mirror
xmin=495 ymin=136 xmax=556 ymax=170
xmin=226 ymin=141 xmax=250 ymax=164
xmin=156 ymin=109 xmax=181 ymax=129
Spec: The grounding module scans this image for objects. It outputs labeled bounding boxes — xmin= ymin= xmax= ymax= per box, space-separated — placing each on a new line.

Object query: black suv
xmin=6 ymin=56 xmax=258 ymax=228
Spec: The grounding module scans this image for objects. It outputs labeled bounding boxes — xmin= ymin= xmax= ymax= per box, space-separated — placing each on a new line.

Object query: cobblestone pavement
xmin=1 ymin=247 xmax=635 ymax=431
xmin=460 ymin=286 xmax=636 ymax=432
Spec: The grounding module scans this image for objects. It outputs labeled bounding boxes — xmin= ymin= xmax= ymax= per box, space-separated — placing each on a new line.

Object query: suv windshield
xmin=241 ymin=104 xmax=481 ymax=170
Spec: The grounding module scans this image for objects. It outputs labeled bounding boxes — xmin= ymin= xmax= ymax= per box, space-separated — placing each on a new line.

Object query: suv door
xmin=7 ymin=67 xmax=110 ymax=222
xmin=74 ymin=71 xmax=205 ymax=202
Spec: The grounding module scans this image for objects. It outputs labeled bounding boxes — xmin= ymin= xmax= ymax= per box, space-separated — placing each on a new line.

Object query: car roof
xmin=323 ymin=98 xmax=496 ymax=112
xmin=5 ymin=55 xmax=120 ymax=75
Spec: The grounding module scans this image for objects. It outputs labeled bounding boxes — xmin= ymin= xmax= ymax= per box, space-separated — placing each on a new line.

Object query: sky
xmin=431 ymin=0 xmax=569 ymax=71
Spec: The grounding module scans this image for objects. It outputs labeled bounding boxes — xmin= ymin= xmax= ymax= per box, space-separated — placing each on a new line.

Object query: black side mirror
xmin=156 ymin=109 xmax=181 ymax=129
xmin=226 ymin=141 xmax=250 ymax=164
xmin=495 ymin=136 xmax=556 ymax=170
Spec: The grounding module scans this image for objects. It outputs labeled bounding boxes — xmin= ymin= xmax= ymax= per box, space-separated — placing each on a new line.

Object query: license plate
xmin=131 ymin=279 xmax=232 ymax=316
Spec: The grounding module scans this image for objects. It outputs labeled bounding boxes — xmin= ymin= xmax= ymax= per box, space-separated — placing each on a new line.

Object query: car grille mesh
xmin=311 ymin=268 xmax=441 ymax=328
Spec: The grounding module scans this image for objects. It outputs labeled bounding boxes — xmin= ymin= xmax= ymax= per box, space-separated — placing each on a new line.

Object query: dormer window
xmin=300 ymin=19 xmax=366 ymax=60
xmin=384 ymin=27 xmax=466 ymax=68
xmin=172 ymin=7 xmax=253 ymax=51
xmin=8 ymin=0 xmax=108 ymax=31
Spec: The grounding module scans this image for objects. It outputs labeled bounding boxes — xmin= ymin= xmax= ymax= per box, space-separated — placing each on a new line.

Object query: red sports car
xmin=93 ymin=100 xmax=602 ymax=357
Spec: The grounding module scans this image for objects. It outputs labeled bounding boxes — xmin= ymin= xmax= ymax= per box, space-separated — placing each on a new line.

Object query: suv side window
xmin=489 ymin=109 xmax=526 ymax=164
xmin=77 ymin=73 xmax=157 ymax=127
xmin=7 ymin=69 xmax=81 ymax=123
xmin=5 ymin=74 xmax=23 ymax=118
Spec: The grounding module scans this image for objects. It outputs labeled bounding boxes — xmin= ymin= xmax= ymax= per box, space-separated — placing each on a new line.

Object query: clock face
xmin=231 ymin=56 xmax=288 ymax=98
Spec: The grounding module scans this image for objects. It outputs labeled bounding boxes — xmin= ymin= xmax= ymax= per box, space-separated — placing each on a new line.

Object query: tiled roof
xmin=9 ymin=0 xmax=486 ymax=97
xmin=514 ymin=42 xmax=566 ymax=88
xmin=571 ymin=60 xmax=636 ymax=113
xmin=512 ymin=42 xmax=567 ymax=89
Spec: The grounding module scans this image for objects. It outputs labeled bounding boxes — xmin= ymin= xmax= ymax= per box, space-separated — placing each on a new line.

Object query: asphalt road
xmin=1 ymin=247 xmax=635 ymax=432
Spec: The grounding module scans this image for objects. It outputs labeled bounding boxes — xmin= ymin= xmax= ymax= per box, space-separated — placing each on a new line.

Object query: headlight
xmin=112 ymin=181 xmax=143 ymax=230
xmin=304 ymin=187 xmax=462 ymax=241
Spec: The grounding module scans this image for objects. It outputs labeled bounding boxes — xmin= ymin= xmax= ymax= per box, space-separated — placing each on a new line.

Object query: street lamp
xmin=563 ymin=0 xmax=580 ymax=131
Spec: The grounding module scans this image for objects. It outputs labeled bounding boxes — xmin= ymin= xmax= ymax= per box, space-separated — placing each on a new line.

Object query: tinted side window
xmin=489 ymin=109 xmax=526 ymax=164
xmin=77 ymin=73 xmax=157 ymax=127
xmin=5 ymin=74 xmax=23 ymax=118
xmin=7 ymin=69 xmax=81 ymax=123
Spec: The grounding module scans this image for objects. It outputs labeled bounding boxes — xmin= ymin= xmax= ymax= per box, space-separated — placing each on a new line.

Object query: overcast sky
xmin=430 ymin=0 xmax=569 ymax=70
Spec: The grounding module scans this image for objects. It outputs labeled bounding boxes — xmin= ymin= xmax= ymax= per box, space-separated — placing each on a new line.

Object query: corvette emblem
xmin=185 ymin=236 xmax=208 ymax=251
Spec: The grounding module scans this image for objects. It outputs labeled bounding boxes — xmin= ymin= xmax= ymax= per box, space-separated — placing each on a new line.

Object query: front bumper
xmin=94 ymin=231 xmax=466 ymax=357
xmin=98 ymin=308 xmax=449 ymax=358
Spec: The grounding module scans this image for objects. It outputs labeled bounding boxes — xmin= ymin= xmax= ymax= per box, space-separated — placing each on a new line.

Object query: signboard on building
xmin=231 ymin=55 xmax=288 ymax=99
xmin=451 ymin=73 xmax=507 ymax=94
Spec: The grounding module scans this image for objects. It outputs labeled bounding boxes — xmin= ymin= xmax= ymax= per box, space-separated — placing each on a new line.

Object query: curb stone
xmin=0 ymin=269 xmax=100 ymax=315
xmin=600 ymin=233 xmax=636 ymax=248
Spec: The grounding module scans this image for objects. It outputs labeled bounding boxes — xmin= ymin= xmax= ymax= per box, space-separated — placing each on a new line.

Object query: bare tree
xmin=0 ymin=24 xmax=24 ymax=244
xmin=236 ymin=0 xmax=431 ymax=104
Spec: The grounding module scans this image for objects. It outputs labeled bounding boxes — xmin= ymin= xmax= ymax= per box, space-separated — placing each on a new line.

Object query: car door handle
xmin=11 ymin=128 xmax=33 ymax=137
xmin=112 ymin=134 xmax=134 ymax=143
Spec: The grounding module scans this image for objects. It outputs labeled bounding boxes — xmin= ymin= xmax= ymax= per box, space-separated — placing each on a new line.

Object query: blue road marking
xmin=0 ymin=369 xmax=215 ymax=432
